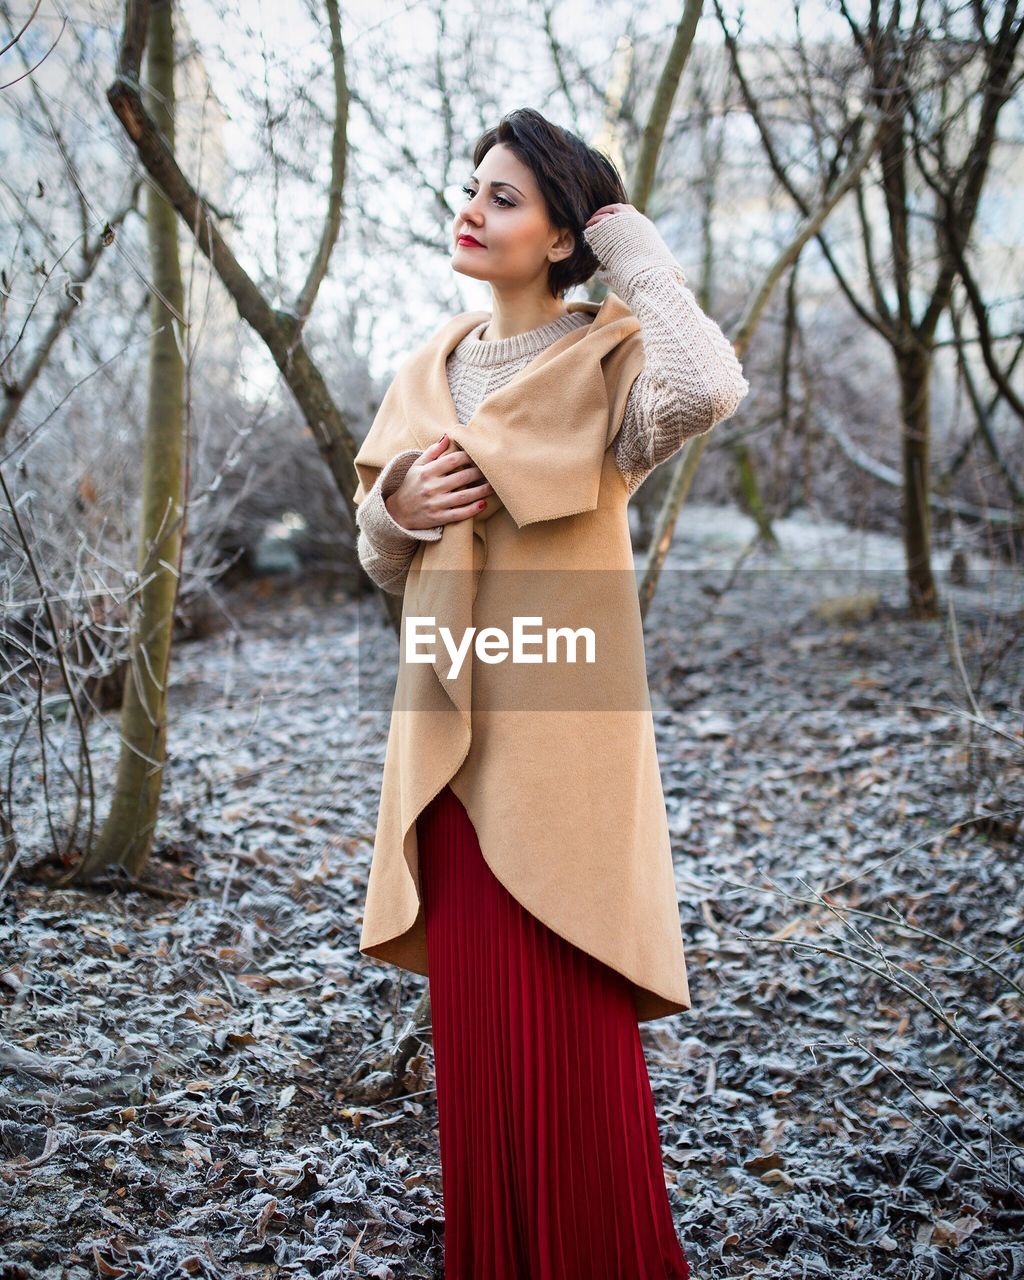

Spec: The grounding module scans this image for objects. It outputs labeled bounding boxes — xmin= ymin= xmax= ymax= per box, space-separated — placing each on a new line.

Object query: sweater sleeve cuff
xmin=583 ymin=208 xmax=685 ymax=287
xmin=356 ymin=449 xmax=444 ymax=550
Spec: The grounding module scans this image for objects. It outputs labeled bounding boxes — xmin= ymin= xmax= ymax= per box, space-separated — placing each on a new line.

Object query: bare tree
xmin=67 ymin=0 xmax=186 ymax=881
xmin=640 ymin=114 xmax=884 ymax=619
xmin=716 ymin=0 xmax=1024 ymax=617
xmin=103 ymin=0 xmax=413 ymax=631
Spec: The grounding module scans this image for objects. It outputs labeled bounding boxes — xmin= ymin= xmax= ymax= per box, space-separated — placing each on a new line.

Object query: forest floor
xmin=1 ymin=504 xmax=1022 ymax=1280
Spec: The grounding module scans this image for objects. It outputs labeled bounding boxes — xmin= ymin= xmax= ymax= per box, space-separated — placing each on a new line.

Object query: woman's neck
xmin=481 ymin=293 xmax=570 ymax=341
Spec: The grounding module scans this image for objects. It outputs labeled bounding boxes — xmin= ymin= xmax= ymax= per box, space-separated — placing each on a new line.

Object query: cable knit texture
xmin=356 ymin=206 xmax=749 ymax=593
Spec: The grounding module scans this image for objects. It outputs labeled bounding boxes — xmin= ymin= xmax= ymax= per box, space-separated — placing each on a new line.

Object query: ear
xmin=549 ymin=227 xmax=576 ymax=263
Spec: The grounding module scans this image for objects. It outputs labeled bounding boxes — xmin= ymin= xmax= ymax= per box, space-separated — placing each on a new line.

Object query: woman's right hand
xmin=384 ymin=433 xmax=494 ymax=529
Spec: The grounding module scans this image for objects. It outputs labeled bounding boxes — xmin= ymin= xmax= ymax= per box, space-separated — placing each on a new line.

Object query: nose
xmin=460 ymin=190 xmax=485 ymax=224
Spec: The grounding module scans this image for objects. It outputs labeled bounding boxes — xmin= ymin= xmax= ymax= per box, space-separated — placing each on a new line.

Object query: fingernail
xmin=439 ymin=432 xmax=448 ymax=443
xmin=478 ymin=500 xmax=486 ymax=509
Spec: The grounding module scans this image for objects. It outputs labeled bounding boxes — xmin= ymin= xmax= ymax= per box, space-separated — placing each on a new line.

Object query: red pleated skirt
xmin=417 ymin=783 xmax=691 ymax=1280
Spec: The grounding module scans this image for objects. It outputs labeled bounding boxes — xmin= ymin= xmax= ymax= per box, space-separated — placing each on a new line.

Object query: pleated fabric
xmin=417 ymin=783 xmax=691 ymax=1280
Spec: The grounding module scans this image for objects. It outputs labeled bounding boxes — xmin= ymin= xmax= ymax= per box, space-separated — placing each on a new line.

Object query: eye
xmin=461 ymin=184 xmax=514 ymax=208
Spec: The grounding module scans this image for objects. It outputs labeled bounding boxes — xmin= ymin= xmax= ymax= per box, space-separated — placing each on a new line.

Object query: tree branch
xmin=817 ymin=406 xmax=1020 ymax=525
xmin=106 ymin=0 xmax=361 ymax=506
xmin=294 ymin=0 xmax=348 ymax=321
xmin=0 ymin=188 xmax=139 ymax=443
xmin=732 ymin=113 xmax=884 ymax=359
xmin=631 ymin=0 xmax=704 ymax=212
xmin=712 ymin=0 xmax=897 ymax=346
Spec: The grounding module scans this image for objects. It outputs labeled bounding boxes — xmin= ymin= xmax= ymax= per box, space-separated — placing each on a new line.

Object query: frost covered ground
xmin=2 ymin=505 xmax=1022 ymax=1279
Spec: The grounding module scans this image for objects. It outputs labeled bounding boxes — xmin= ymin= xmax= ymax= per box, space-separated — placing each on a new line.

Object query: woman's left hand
xmin=584 ymin=202 xmax=636 ymax=229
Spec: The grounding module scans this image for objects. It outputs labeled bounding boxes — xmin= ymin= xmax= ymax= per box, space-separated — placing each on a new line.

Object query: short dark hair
xmin=471 ymin=107 xmax=628 ymax=300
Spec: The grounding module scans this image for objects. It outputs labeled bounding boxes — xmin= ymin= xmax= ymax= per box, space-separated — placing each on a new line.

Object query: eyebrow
xmin=468 ymin=177 xmax=525 ymax=196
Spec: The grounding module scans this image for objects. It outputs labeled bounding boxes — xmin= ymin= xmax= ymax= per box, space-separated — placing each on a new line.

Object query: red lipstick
xmin=458 ymin=233 xmax=485 ymax=247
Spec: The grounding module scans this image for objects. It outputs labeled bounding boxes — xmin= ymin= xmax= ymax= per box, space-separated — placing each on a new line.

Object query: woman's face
xmin=451 ymin=144 xmax=574 ymax=291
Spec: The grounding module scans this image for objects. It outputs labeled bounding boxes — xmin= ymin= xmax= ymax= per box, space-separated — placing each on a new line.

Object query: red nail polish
xmin=478 ymin=500 xmax=486 ymax=509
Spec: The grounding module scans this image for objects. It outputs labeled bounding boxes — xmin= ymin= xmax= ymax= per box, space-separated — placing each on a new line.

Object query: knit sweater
xmin=356 ymin=206 xmax=749 ymax=593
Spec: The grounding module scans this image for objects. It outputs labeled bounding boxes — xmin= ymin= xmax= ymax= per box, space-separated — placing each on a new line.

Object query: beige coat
xmin=352 ymin=292 xmax=690 ymax=1021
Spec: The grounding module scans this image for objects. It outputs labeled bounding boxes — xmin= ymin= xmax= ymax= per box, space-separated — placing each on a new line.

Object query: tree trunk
xmin=633 ymin=464 xmax=672 ymax=552
xmin=730 ymin=438 xmax=776 ymax=546
xmin=896 ymin=344 xmax=938 ymax=619
xmin=71 ymin=0 xmax=185 ymax=881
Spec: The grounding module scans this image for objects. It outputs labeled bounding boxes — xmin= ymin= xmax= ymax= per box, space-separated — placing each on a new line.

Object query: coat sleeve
xmin=355 ymin=448 xmax=444 ymax=595
xmin=582 ymin=208 xmax=750 ymax=498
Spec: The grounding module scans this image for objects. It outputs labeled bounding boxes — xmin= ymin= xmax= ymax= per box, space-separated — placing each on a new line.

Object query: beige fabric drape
xmin=352 ymin=293 xmax=691 ymax=1021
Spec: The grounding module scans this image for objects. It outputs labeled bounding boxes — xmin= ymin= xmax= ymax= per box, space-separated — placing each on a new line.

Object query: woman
xmin=352 ymin=108 xmax=748 ymax=1278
